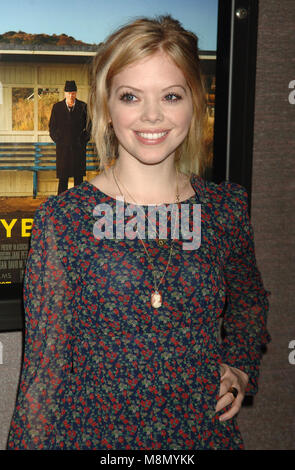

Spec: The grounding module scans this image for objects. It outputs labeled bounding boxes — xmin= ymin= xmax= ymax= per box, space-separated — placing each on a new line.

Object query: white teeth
xmin=137 ymin=131 xmax=168 ymax=139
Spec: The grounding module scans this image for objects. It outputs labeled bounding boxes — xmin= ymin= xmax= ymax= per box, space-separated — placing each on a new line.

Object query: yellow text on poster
xmin=0 ymin=219 xmax=34 ymax=238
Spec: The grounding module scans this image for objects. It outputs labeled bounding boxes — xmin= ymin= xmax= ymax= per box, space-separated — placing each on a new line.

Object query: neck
xmin=111 ymin=157 xmax=179 ymax=205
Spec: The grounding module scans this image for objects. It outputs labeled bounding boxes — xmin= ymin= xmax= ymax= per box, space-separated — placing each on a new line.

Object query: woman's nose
xmin=140 ymin=99 xmax=164 ymax=123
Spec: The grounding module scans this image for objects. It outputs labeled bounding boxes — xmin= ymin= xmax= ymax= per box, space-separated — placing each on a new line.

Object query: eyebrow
xmin=115 ymin=84 xmax=187 ymax=93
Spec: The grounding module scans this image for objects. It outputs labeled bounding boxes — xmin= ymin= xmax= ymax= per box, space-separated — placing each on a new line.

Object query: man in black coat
xmin=49 ymin=80 xmax=90 ymax=194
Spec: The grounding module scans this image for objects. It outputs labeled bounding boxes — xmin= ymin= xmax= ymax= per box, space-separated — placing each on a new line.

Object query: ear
xmin=106 ymin=105 xmax=112 ymax=127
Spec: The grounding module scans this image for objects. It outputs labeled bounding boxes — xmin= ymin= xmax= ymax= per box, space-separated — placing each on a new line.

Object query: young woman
xmin=7 ymin=15 xmax=271 ymax=450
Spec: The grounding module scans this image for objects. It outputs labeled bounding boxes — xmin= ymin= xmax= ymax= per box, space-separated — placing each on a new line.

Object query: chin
xmin=135 ymin=154 xmax=174 ymax=166
xmin=132 ymin=147 xmax=177 ymax=165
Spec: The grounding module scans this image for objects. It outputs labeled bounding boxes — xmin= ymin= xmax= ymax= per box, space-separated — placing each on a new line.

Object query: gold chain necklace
xmin=112 ymin=166 xmax=180 ymax=308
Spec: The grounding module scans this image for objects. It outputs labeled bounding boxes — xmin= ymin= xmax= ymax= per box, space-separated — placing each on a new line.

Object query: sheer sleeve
xmin=219 ymin=182 xmax=271 ymax=395
xmin=7 ymin=197 xmax=77 ymax=449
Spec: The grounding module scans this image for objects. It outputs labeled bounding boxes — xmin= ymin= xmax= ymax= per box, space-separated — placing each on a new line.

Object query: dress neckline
xmin=83 ymin=178 xmax=200 ymax=207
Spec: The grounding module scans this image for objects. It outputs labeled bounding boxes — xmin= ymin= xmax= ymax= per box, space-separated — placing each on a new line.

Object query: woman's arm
xmin=216 ymin=182 xmax=271 ymax=419
xmin=7 ymin=198 xmax=76 ymax=449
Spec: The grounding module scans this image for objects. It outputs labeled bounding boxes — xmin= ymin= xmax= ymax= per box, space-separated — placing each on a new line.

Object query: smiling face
xmin=107 ymin=51 xmax=194 ymax=166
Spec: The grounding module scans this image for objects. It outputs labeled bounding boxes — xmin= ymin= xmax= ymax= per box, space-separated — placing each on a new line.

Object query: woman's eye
xmin=119 ymin=92 xmax=137 ymax=103
xmin=165 ymin=93 xmax=182 ymax=102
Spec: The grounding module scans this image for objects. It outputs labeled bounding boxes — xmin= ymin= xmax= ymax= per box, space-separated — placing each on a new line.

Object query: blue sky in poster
xmin=0 ymin=0 xmax=218 ymax=51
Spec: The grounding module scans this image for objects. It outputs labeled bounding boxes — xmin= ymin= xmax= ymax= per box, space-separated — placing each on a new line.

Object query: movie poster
xmin=0 ymin=0 xmax=218 ymax=326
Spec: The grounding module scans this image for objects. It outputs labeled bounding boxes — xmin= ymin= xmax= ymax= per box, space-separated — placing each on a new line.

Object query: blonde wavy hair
xmin=88 ymin=15 xmax=211 ymax=177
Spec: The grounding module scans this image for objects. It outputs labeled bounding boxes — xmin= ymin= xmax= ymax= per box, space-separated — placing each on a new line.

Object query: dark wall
xmin=237 ymin=0 xmax=295 ymax=449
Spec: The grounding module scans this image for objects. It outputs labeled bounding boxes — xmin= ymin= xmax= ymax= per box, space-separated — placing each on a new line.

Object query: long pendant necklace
xmin=112 ymin=166 xmax=180 ymax=309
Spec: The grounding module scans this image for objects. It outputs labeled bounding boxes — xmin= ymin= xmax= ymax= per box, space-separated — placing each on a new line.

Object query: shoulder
xmin=30 ymin=185 xmax=94 ymax=247
xmin=76 ymin=99 xmax=87 ymax=109
xmin=34 ymin=183 xmax=96 ymax=223
xmin=51 ymin=100 xmax=65 ymax=113
xmin=190 ymin=174 xmax=250 ymax=222
xmin=53 ymin=100 xmax=65 ymax=108
xmin=33 ymin=195 xmax=55 ymax=219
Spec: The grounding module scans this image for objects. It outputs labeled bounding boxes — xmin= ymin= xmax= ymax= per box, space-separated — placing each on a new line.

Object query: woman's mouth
xmin=134 ymin=130 xmax=170 ymax=144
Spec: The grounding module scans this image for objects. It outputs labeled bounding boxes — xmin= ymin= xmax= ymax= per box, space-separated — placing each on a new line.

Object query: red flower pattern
xmin=7 ymin=175 xmax=271 ymax=449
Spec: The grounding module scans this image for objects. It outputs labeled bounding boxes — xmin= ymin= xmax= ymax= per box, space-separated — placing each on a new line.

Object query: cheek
xmin=172 ymin=106 xmax=193 ymax=133
xmin=184 ymin=103 xmax=194 ymax=130
xmin=111 ymin=107 xmax=137 ymax=133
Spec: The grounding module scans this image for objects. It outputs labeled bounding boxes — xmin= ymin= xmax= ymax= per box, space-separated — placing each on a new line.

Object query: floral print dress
xmin=7 ymin=174 xmax=271 ymax=450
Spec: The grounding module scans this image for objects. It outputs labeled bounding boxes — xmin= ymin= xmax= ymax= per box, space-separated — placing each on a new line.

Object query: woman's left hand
xmin=215 ymin=363 xmax=249 ymax=421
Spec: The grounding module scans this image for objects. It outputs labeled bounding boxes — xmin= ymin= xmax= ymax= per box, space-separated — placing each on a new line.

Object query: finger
xmin=219 ymin=400 xmax=242 ymax=421
xmin=220 ymin=363 xmax=227 ymax=379
xmin=218 ymin=377 xmax=233 ymax=398
xmin=215 ymin=393 xmax=234 ymax=413
xmin=218 ymin=390 xmax=243 ymax=421
xmin=215 ymin=384 xmax=240 ymax=411
xmin=215 ymin=385 xmax=243 ymax=411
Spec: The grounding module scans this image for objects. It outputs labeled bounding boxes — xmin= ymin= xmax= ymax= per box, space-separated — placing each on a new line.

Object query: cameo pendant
xmin=151 ymin=291 xmax=162 ymax=308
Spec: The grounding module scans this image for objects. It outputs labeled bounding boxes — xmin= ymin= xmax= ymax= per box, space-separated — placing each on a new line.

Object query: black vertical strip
xmin=212 ymin=0 xmax=232 ymax=184
xmin=212 ymin=0 xmax=259 ymax=217
xmin=229 ymin=0 xmax=259 ymax=212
